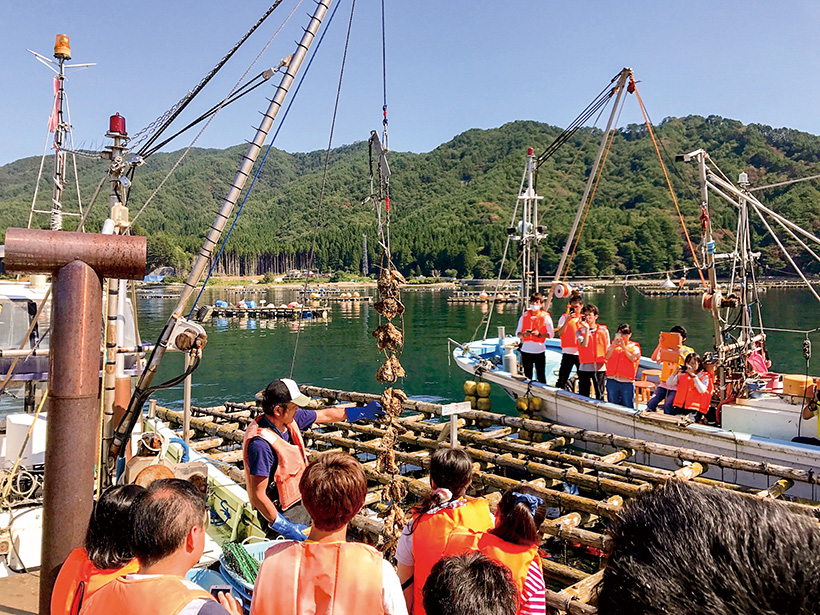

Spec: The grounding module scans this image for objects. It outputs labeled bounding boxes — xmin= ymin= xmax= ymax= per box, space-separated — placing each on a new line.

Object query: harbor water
xmin=139 ymin=286 xmax=820 ymax=414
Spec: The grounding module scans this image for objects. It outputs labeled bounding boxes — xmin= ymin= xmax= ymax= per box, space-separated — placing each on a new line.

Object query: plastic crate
xmin=219 ymin=540 xmax=279 ymax=613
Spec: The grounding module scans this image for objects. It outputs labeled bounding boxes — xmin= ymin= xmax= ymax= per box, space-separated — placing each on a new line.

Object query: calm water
xmin=141 ymin=286 xmax=820 ymax=413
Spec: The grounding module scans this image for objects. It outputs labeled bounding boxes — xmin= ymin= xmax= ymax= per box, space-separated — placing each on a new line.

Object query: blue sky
xmin=1 ymin=1 xmax=819 ymax=165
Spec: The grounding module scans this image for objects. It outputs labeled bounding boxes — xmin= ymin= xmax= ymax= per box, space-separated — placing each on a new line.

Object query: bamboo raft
xmin=151 ymin=385 xmax=820 ymax=614
xmin=448 ymin=291 xmax=521 ymax=304
xmin=196 ymin=305 xmax=330 ymax=321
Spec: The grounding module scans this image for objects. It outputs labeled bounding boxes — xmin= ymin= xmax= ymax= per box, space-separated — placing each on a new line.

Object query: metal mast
xmin=546 ymin=68 xmax=631 ymax=311
xmin=27 ymin=35 xmax=95 ymax=231
xmin=517 ymin=147 xmax=543 ymax=302
xmin=110 ymin=0 xmax=334 ymax=460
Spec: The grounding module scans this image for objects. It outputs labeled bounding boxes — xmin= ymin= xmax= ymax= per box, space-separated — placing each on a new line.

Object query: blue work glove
xmin=269 ymin=514 xmax=308 ymax=541
xmin=346 ymin=400 xmax=385 ymax=422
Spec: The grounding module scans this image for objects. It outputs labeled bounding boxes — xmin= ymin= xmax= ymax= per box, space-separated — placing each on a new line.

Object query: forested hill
xmin=2 ymin=115 xmax=820 ymax=278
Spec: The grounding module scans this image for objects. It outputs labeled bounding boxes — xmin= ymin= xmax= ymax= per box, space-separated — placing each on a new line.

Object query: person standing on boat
xmin=440 ymin=484 xmax=547 ymax=615
xmin=243 ymin=378 xmax=384 ymax=541
xmin=515 ymin=292 xmax=554 ymax=384
xmin=576 ymin=304 xmax=609 ymax=400
xmin=646 ymin=325 xmax=693 ymax=414
xmin=251 ymin=451 xmax=407 ymax=615
xmin=554 ymin=291 xmax=584 ymax=391
xmin=605 ymin=324 xmax=642 ymax=409
xmin=79 ymin=479 xmax=241 ymax=615
xmin=396 ymin=447 xmax=495 ymax=615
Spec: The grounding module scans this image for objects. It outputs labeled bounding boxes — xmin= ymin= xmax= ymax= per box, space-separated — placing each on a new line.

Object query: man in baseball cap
xmin=243 ymin=378 xmax=385 ymax=540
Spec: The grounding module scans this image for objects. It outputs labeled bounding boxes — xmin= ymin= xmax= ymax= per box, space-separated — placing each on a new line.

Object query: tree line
xmin=1 ymin=115 xmax=819 ymax=279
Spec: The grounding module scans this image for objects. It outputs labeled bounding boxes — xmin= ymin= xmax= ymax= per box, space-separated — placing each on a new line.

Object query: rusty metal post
xmin=3 ymin=227 xmax=145 ymax=615
xmin=40 ymin=260 xmax=101 ymax=614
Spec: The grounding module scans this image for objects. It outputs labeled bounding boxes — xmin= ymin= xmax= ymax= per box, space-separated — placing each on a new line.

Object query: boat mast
xmin=110 ymin=0 xmax=334 ymax=461
xmin=520 ymin=147 xmax=543 ymax=302
xmin=27 ymin=35 xmax=94 ymax=231
xmin=546 ymin=68 xmax=632 ymax=312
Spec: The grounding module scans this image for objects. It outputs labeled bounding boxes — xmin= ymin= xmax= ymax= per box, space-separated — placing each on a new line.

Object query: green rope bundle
xmin=222 ymin=541 xmax=260 ymax=584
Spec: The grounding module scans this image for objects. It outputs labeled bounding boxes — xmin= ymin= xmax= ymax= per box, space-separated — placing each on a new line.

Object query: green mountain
xmin=2 ymin=115 xmax=820 ymax=278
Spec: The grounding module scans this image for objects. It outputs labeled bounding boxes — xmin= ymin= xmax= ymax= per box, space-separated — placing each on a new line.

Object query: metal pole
xmin=183 ymin=353 xmax=192 ymax=443
xmin=50 ymin=59 xmax=66 ymax=231
xmin=39 ymin=260 xmax=102 ymax=615
xmin=111 ymin=0 xmax=333 ymax=460
xmin=548 ymin=68 xmax=632 ymax=311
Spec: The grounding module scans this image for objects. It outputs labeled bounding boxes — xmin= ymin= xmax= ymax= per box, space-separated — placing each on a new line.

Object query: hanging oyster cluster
xmin=372 ymin=267 xmax=408 ymax=553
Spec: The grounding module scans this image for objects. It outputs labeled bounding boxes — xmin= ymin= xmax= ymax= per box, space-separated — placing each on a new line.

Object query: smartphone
xmin=614 ymin=333 xmax=622 ymax=340
xmin=210 ymin=585 xmax=233 ymax=599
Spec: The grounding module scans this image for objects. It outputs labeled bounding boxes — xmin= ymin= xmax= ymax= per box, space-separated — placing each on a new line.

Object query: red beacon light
xmin=527 ymin=147 xmax=533 ymax=156
xmin=109 ymin=113 xmax=127 ymax=136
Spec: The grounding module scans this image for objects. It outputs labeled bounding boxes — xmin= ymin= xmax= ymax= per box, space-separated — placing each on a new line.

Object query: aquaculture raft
xmin=448 ymin=290 xmax=521 ymax=304
xmin=151 ymin=385 xmax=820 ymax=615
xmin=195 ymin=305 xmax=329 ymax=321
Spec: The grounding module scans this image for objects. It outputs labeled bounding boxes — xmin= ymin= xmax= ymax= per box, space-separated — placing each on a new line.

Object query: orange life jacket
xmin=411 ymin=498 xmax=494 ymax=615
xmin=521 ymin=311 xmax=550 ymax=345
xmin=577 ymin=324 xmax=608 ymax=364
xmin=443 ymin=530 xmax=541 ymax=614
xmin=559 ymin=315 xmax=580 ymax=351
xmin=51 ymin=548 xmax=139 ymax=615
xmin=243 ymin=415 xmax=309 ymax=511
xmin=251 ymin=541 xmax=384 ymax=615
xmin=78 ymin=575 xmax=215 ymax=615
xmin=672 ymin=372 xmax=713 ymax=413
xmin=605 ymin=341 xmax=641 ymax=381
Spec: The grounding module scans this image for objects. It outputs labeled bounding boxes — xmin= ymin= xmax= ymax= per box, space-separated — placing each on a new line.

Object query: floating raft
xmin=299 ymin=288 xmax=372 ymax=302
xmin=448 ymin=290 xmax=521 ymax=303
xmin=195 ymin=305 xmax=330 ymax=322
xmin=152 ymin=384 xmax=820 ymax=614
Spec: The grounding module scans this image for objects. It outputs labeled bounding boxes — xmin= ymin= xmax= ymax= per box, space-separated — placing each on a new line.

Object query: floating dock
xmin=448 ymin=290 xmax=521 ymax=303
xmin=195 ymin=305 xmax=329 ymax=322
xmin=151 ymin=384 xmax=820 ymax=614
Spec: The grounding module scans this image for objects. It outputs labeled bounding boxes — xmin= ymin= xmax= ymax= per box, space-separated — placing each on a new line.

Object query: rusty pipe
xmin=39 ymin=260 xmax=102 ymax=615
xmin=4 ymin=228 xmax=146 ymax=280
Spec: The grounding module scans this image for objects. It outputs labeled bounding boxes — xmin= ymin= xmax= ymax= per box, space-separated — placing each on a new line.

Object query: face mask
xmin=528 ymin=304 xmax=541 ymax=311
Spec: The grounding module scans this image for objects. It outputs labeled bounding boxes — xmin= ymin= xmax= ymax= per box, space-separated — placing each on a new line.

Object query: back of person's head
xmin=300 ymin=451 xmax=366 ymax=531
xmin=129 ymin=478 xmax=208 ymax=567
xmin=489 ymin=484 xmax=545 ymax=546
xmin=582 ymin=303 xmax=599 ymax=316
xmin=412 ymin=447 xmax=474 ymax=522
xmin=85 ymin=484 xmax=145 ymax=569
xmin=423 ymin=552 xmax=518 ymax=615
xmin=670 ymin=324 xmax=687 ymax=340
xmin=598 ymin=480 xmax=820 ymax=615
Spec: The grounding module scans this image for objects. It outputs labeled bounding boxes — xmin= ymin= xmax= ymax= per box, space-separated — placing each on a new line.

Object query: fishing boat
xmin=452 ymin=68 xmax=820 ymax=499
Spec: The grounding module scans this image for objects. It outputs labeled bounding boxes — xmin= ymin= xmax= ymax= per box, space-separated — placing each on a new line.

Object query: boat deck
xmin=0 ymin=570 xmax=39 ymax=615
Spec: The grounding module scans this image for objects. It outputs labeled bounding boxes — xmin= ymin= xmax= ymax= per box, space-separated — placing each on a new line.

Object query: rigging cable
xmin=129 ymin=0 xmax=304 ymax=230
xmin=290 ymin=0 xmax=356 ymax=379
xmin=187 ymin=0 xmax=341 ymax=318
xmin=381 ymin=0 xmax=389 ymax=146
xmin=131 ymin=0 xmax=287 ymax=154
xmin=631 ymin=79 xmax=708 ymax=288
xmin=562 ymin=96 xmax=625 ymax=279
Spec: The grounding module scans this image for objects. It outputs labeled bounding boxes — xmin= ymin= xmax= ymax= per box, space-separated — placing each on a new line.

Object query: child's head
xmin=670 ymin=325 xmax=687 ymax=342
xmin=430 ymin=447 xmax=474 ymax=498
xmin=490 ymin=484 xmax=545 ymax=547
xmin=683 ymin=352 xmax=702 ymax=372
xmin=300 ymin=451 xmax=367 ymax=532
xmin=568 ymin=291 xmax=584 ymax=312
xmin=423 ymin=552 xmax=518 ymax=615
xmin=582 ymin=304 xmax=599 ymax=321
xmin=617 ymin=323 xmax=632 ymax=337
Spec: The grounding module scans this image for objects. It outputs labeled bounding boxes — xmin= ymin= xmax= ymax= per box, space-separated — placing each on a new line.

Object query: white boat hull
xmin=454 ymin=338 xmax=820 ymax=499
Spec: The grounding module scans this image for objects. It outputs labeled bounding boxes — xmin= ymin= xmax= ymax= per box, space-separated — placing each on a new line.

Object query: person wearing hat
xmin=242 ymin=378 xmax=384 ymax=541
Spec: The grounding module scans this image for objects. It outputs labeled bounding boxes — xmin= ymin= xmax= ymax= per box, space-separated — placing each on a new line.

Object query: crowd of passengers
xmin=516 ymin=290 xmax=716 ymax=422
